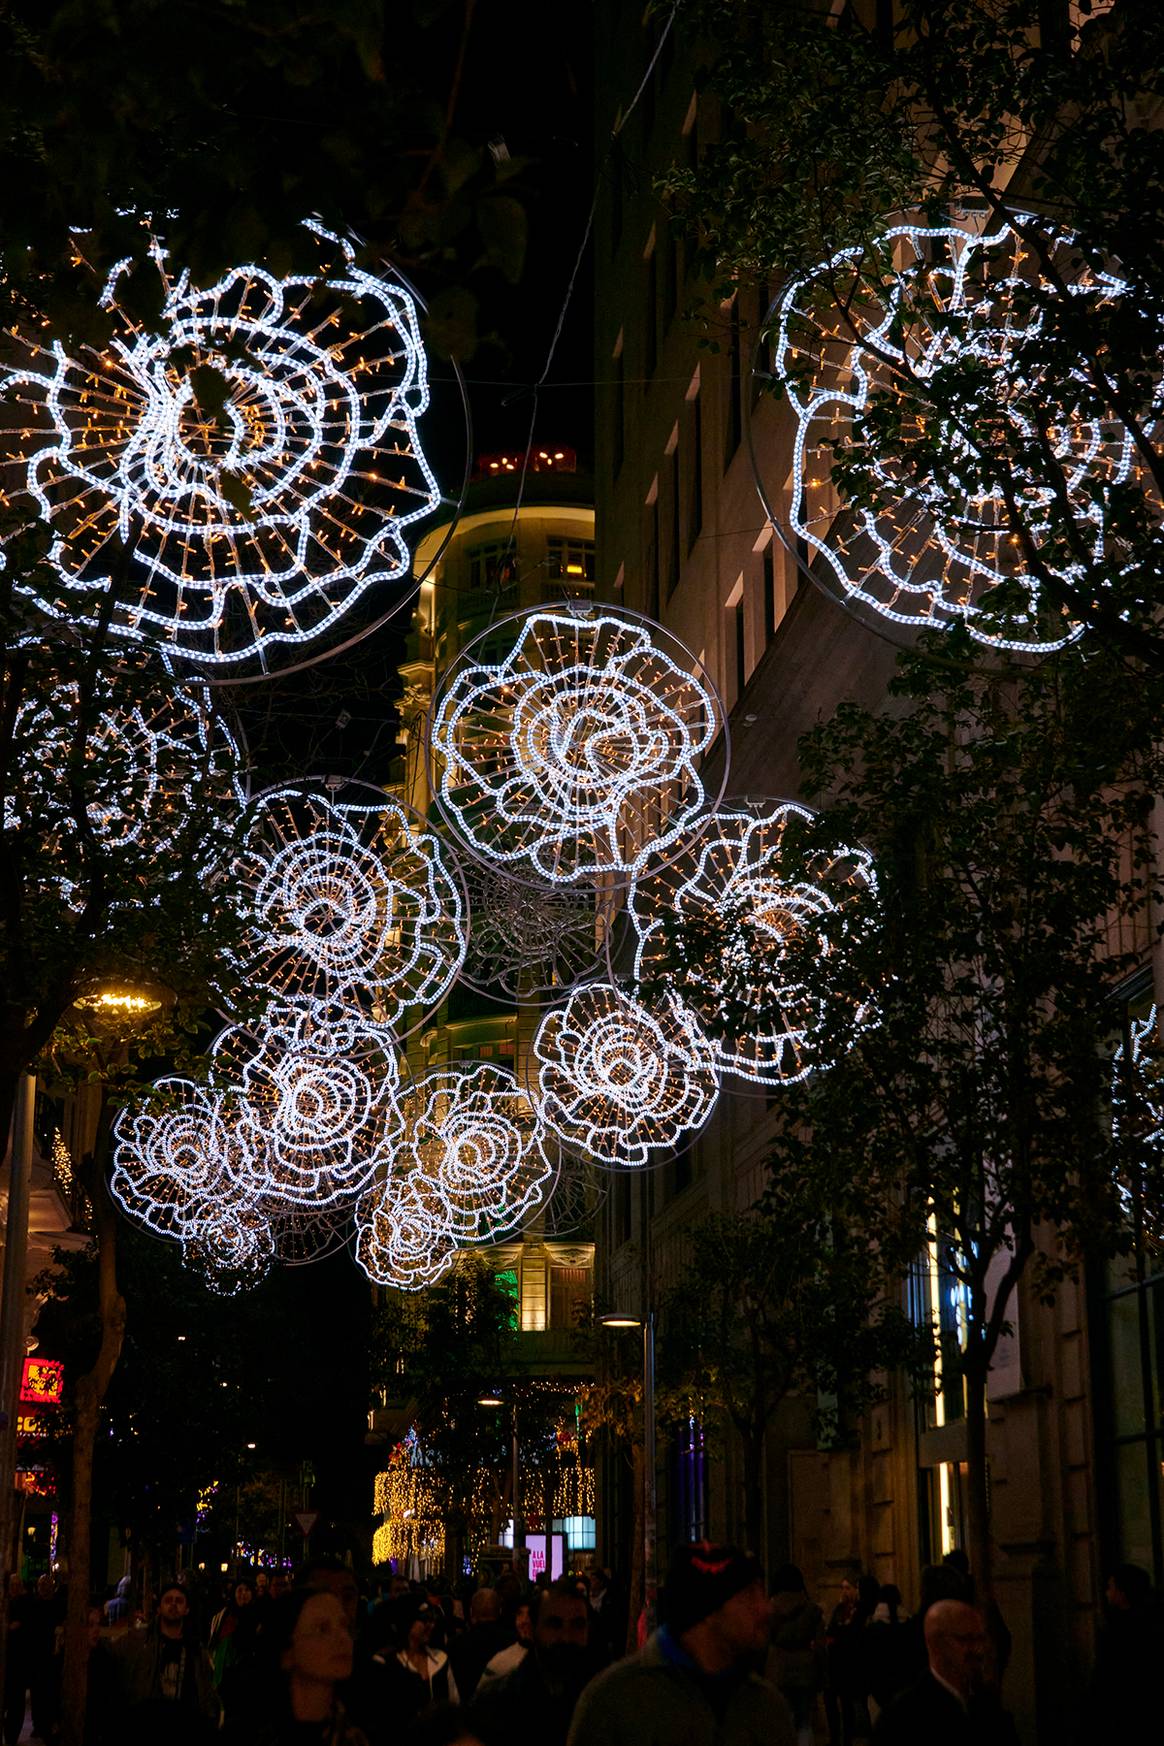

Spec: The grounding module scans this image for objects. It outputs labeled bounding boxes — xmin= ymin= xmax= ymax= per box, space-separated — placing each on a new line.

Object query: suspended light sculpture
xmin=458 ymin=860 xmax=611 ymax=999
xmin=429 ymin=606 xmax=724 ymax=886
xmin=181 ymin=1203 xmax=277 ymax=1296
xmin=1 ymin=221 xmax=444 ymax=674
xmin=7 ymin=657 xmax=245 ymax=911
xmin=212 ymin=999 xmax=401 ymax=1208
xmin=389 ymin=1061 xmax=552 ymax=1243
xmin=222 ymin=783 xmax=466 ymax=1029
xmin=768 ymin=215 xmax=1158 ymax=652
xmin=542 ymin=1154 xmax=609 ymax=1239
xmin=354 ymin=1173 xmax=459 ymax=1292
xmin=110 ymin=1079 xmax=245 ymax=1240
xmin=628 ymin=800 xmax=876 ymax=1086
xmin=533 ymin=983 xmax=718 ymax=1170
xmin=1111 ymin=1005 xmax=1164 ymax=1245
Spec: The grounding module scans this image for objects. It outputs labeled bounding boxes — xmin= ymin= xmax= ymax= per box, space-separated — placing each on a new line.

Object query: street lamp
xmin=601 ymin=1309 xmax=657 ymax=1636
xmin=477 ymin=1392 xmax=523 ymax=1573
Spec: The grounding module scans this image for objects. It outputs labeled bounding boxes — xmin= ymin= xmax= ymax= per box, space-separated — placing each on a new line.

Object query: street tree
xmin=663 ymin=0 xmax=1164 ymax=663
xmin=650 ymin=641 xmax=1161 ymax=1591
xmin=658 ymin=1186 xmax=926 ymax=1556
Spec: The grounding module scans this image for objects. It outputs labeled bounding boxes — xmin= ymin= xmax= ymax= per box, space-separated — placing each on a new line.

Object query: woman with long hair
xmin=222 ymin=1586 xmax=368 ymax=1746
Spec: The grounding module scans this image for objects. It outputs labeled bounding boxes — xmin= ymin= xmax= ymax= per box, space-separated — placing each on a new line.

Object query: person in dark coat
xmin=872 ymin=1600 xmax=1018 ymax=1746
xmin=222 ymin=1587 xmax=369 ymax=1746
xmin=448 ymin=1588 xmax=511 ymax=1705
xmin=113 ymin=1578 xmax=221 ymax=1745
xmin=472 ymin=1577 xmax=593 ymax=1746
xmin=1082 ymin=1561 xmax=1164 ymax=1740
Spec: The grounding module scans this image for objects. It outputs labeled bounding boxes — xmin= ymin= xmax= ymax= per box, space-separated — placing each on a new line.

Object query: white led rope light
xmin=533 ymin=982 xmax=718 ymax=1170
xmin=429 ymin=606 xmax=723 ymax=887
xmin=221 ymin=783 xmax=466 ymax=1030
xmin=1 ymin=221 xmax=443 ymax=673
xmin=354 ymin=1173 xmax=459 ymax=1292
xmin=768 ymin=215 xmax=1160 ymax=653
xmin=211 ymin=998 xmax=402 ymax=1208
xmin=628 ymin=800 xmax=877 ymax=1088
xmin=111 ymin=1078 xmax=248 ymax=1240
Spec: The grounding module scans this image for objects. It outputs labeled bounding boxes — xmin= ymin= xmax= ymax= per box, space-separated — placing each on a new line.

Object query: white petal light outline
xmin=628 ymin=800 xmax=877 ymax=1087
xmin=211 ymin=998 xmax=402 ymax=1208
xmin=110 ymin=1078 xmax=246 ymax=1240
xmin=1 ymin=221 xmax=443 ymax=674
xmin=768 ymin=215 xmax=1156 ymax=653
xmin=532 ymin=982 xmax=718 ymax=1170
xmin=354 ymin=1174 xmax=459 ymax=1293
xmin=221 ymin=783 xmax=466 ymax=1030
xmin=429 ymin=605 xmax=723 ymax=887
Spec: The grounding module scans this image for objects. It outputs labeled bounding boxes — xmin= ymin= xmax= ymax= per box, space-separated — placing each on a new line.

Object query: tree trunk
xmin=59 ymin=1163 xmax=126 ymax=1746
xmin=740 ymin=1427 xmax=765 ymax=1556
xmin=963 ymin=1363 xmax=992 ymax=1600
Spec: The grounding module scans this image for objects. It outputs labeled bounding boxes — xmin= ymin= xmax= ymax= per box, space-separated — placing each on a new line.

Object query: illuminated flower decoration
xmin=222 ymin=784 xmax=465 ymax=1029
xmin=772 ymin=215 xmax=1159 ymax=652
xmin=543 ymin=1154 xmax=609 ymax=1239
xmin=430 ymin=608 xmax=722 ymax=886
xmin=629 ymin=801 xmax=876 ymax=1087
xmin=111 ymin=1079 xmax=245 ymax=1240
xmin=1112 ymin=1006 xmax=1164 ymax=1246
xmin=8 ymin=659 xmax=245 ymax=912
xmin=182 ymin=1204 xmax=276 ymax=1296
xmin=533 ymin=983 xmax=718 ymax=1170
xmin=1 ymin=221 xmax=441 ymax=673
xmin=459 ymin=860 xmax=610 ymax=999
xmin=392 ymin=1062 xmax=552 ymax=1242
xmin=354 ymin=1174 xmax=458 ymax=1292
xmin=212 ymin=999 xmax=401 ymax=1207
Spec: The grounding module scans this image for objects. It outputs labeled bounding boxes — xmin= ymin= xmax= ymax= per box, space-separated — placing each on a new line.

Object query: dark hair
xmin=770 ymin=1563 xmax=806 ymax=1596
xmin=258 ymin=1588 xmax=344 ymax=1675
xmin=919 ymin=1563 xmax=970 ymax=1617
xmin=877 ymin=1584 xmax=903 ymax=1623
xmin=530 ymin=1576 xmax=591 ymax=1627
xmin=1110 ymin=1563 xmax=1153 ymax=1608
xmin=942 ymin=1549 xmax=971 ymax=1579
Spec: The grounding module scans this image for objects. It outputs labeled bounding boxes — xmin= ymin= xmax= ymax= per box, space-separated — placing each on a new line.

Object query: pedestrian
xmin=113 ymin=1576 xmax=220 ymax=1745
xmin=209 ymin=1576 xmax=259 ymax=1688
xmin=3 ymin=1576 xmax=33 ymax=1746
xmin=566 ymin=1541 xmax=795 ymax=1746
xmin=223 ymin=1586 xmax=369 ymax=1745
xmin=382 ymin=1598 xmax=459 ymax=1718
xmin=83 ymin=1602 xmax=120 ymax=1746
xmin=1081 ymin=1561 xmax=1163 ymax=1739
xmin=448 ymin=1588 xmax=511 ymax=1705
xmin=472 ymin=1576 xmax=593 ymax=1746
xmin=476 ymin=1599 xmax=532 ymax=1689
xmin=405 ymin=1704 xmax=487 ymax=1746
xmin=766 ymin=1563 xmax=822 ymax=1746
xmin=863 ymin=1585 xmax=913 ymax=1724
xmin=871 ymin=1599 xmax=1018 ymax=1745
xmin=296 ymin=1559 xmax=394 ymax=1746
xmin=823 ymin=1574 xmax=863 ymax=1746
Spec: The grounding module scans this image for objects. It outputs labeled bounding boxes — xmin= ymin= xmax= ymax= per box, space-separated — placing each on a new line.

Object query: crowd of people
xmin=3 ymin=1543 xmax=1160 ymax=1744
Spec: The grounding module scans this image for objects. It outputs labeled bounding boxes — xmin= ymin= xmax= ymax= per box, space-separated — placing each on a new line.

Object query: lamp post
xmin=478 ymin=1392 xmax=523 ymax=1575
xmin=600 ymin=1310 xmax=657 ymax=1636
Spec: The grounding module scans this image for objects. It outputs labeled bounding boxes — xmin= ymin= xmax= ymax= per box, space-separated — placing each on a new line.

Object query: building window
xmin=546 ymin=537 xmax=596 ymax=593
xmin=468 ymin=542 xmax=516 ymax=595
xmin=550 ymin=1266 xmax=591 ymax=1332
xmin=555 ymin=1515 xmax=597 ymax=1552
xmin=725 ymin=299 xmax=742 ymax=467
xmin=645 ymin=243 xmax=658 ymax=380
xmin=672 ymin=1418 xmax=708 ymax=1541
xmin=686 ymin=389 xmax=702 ymax=552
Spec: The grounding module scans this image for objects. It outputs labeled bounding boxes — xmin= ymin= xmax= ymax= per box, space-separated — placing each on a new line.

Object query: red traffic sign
xmin=294 ymin=1511 xmax=320 ymax=1538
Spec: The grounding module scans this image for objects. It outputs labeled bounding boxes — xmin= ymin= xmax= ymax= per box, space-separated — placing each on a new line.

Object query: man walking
xmin=872 ymin=1598 xmax=1018 ymax=1745
xmin=567 ymin=1541 xmax=795 ymax=1746
xmin=472 ymin=1577 xmax=594 ymax=1746
xmin=114 ymin=1578 xmax=219 ymax=1745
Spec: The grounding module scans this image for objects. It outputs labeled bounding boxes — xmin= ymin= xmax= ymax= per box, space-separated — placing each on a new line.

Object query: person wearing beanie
xmin=567 ymin=1542 xmax=795 ymax=1746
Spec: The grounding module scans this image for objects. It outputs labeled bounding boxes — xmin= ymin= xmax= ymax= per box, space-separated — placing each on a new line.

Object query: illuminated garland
xmin=533 ymin=983 xmax=718 ymax=1170
xmin=111 ymin=1080 xmax=247 ymax=1241
xmin=222 ymin=784 xmax=466 ymax=1028
xmin=1 ymin=221 xmax=440 ymax=673
xmin=459 ymin=861 xmax=609 ymax=999
xmin=182 ymin=1202 xmax=276 ymax=1295
xmin=773 ymin=215 xmax=1156 ymax=652
xmin=8 ymin=662 xmax=244 ymax=912
xmin=212 ymin=999 xmax=401 ymax=1207
xmin=395 ymin=1062 xmax=551 ymax=1241
xmin=355 ymin=1173 xmax=458 ymax=1292
xmin=1112 ymin=1006 xmax=1164 ymax=1243
xmin=629 ymin=801 xmax=876 ymax=1086
xmin=430 ymin=607 xmax=721 ymax=885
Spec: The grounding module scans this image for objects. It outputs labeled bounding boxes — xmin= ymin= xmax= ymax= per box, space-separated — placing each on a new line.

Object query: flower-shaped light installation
xmin=222 ymin=785 xmax=465 ymax=1029
xmin=392 ymin=1062 xmax=552 ymax=1242
xmin=182 ymin=1204 xmax=277 ymax=1296
xmin=772 ymin=216 xmax=1158 ymax=652
xmin=212 ymin=999 xmax=401 ymax=1207
xmin=629 ymin=801 xmax=876 ymax=1087
xmin=459 ymin=860 xmax=610 ymax=999
xmin=430 ymin=608 xmax=721 ymax=885
xmin=354 ymin=1174 xmax=458 ymax=1292
xmin=1112 ymin=1005 xmax=1164 ymax=1245
xmin=9 ymin=662 xmax=245 ymax=912
xmin=1 ymin=221 xmax=441 ymax=673
xmin=111 ymin=1079 xmax=246 ymax=1239
xmin=533 ymin=983 xmax=718 ymax=1170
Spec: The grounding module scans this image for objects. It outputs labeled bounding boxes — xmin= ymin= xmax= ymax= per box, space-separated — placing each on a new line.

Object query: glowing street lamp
xmin=602 ymin=1309 xmax=657 ymax=1635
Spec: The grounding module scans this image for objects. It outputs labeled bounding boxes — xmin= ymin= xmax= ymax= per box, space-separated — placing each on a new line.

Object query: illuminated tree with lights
xmin=665 ymin=0 xmax=1164 ymax=664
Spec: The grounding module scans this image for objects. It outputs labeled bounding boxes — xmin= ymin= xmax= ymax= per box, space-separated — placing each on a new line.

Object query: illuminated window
xmin=546 ymin=538 xmax=596 ymax=586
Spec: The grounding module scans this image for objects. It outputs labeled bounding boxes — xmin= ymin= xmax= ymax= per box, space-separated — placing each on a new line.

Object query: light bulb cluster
xmin=1 ymin=220 xmax=441 ymax=675
xmin=1111 ymin=1006 xmax=1164 ymax=1246
xmin=771 ymin=215 xmax=1160 ymax=652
